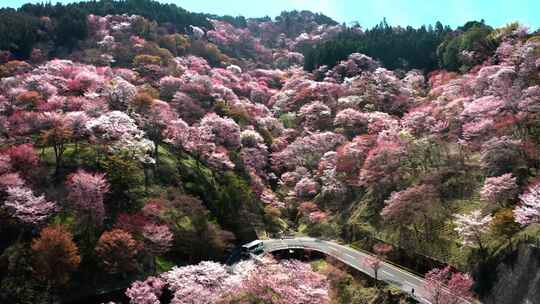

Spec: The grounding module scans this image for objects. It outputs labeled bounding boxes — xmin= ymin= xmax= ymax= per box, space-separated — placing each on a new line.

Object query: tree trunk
xmin=154 ymin=142 xmax=159 ymax=170
xmin=144 ymin=165 xmax=149 ymax=193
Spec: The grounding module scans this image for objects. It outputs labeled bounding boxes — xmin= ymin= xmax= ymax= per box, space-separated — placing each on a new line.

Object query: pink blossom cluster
xmin=0 ymin=145 xmax=56 ymax=226
xmin=125 ymin=276 xmax=165 ymax=304
xmin=147 ymin=256 xmax=329 ymax=304
xmin=114 ymin=200 xmax=174 ymax=257
xmin=424 ymin=266 xmax=474 ymax=304
xmin=480 ymin=173 xmax=518 ymax=205
xmin=0 ymin=14 xmax=539 ymax=299
xmin=271 ymin=131 xmax=345 ymax=172
xmin=66 ymin=170 xmax=110 ymax=225
xmin=381 ymin=184 xmax=439 ymax=223
xmin=324 ymin=53 xmax=379 ymax=82
xmin=142 ymin=223 xmax=174 ymax=255
xmin=207 ymin=20 xmax=272 ymax=63
xmin=3 ymin=186 xmax=56 ymax=226
xmin=514 ymin=179 xmax=540 ymax=225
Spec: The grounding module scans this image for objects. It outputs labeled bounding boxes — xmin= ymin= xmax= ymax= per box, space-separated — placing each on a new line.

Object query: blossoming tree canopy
xmin=4 ymin=186 xmax=56 ymax=226
xmin=0 ymin=2 xmax=538 ymax=303
xmin=515 ymin=180 xmax=540 ymax=226
xmin=66 ymin=170 xmax=110 ymax=225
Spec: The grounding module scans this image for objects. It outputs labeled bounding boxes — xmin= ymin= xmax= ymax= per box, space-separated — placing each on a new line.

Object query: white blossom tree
xmin=514 ymin=181 xmax=540 ymax=226
xmin=454 ymin=210 xmax=492 ymax=251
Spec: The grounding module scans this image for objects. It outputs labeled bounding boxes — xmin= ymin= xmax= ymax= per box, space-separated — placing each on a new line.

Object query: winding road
xmin=243 ymin=237 xmax=477 ymax=304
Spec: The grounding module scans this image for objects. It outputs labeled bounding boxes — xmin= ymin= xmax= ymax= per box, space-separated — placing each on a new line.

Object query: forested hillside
xmin=0 ymin=1 xmax=539 ymax=303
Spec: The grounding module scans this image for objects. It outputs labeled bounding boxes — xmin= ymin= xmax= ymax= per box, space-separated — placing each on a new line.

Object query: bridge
xmin=236 ymin=237 xmax=477 ymax=304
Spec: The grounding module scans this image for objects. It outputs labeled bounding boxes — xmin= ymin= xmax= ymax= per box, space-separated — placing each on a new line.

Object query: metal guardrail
xmin=247 ymin=238 xmax=479 ymax=304
xmin=349 ymin=243 xmax=426 ymax=278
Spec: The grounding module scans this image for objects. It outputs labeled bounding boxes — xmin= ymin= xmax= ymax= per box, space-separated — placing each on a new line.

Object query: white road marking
xmin=382 ymin=270 xmax=395 ymax=277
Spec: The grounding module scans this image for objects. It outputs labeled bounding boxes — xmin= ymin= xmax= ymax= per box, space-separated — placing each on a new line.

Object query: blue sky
xmin=2 ymin=0 xmax=539 ymax=29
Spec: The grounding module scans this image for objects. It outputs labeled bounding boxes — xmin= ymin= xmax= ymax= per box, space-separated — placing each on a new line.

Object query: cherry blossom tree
xmin=5 ymin=143 xmax=39 ymax=177
xmin=461 ymin=96 xmax=506 ymax=121
xmin=164 ymin=118 xmax=235 ymax=170
xmin=308 ymin=211 xmax=329 ymax=223
xmin=142 ymin=223 xmax=173 ymax=255
xmin=424 ymin=266 xmax=474 ymax=304
xmin=0 ymin=153 xmax=11 ymax=174
xmin=362 ymin=255 xmax=382 ymax=281
xmin=359 ymin=140 xmax=406 ymax=190
xmin=228 ymin=257 xmax=330 ymax=304
xmin=0 ymin=172 xmax=25 ymax=191
xmin=360 ymin=243 xmax=393 ymax=282
xmin=65 ymin=111 xmax=90 ymax=145
xmin=373 ymin=243 xmax=393 ymax=256
xmin=240 ymin=146 xmax=268 ymax=177
xmin=514 ymin=180 xmax=540 ymax=225
xmin=159 ymin=256 xmax=329 ymax=304
xmin=40 ymin=118 xmax=73 ymax=176
xmin=270 ymin=78 xmax=343 ymax=115
xmin=480 ymin=136 xmax=525 ymax=177
xmin=159 ymin=76 xmax=182 ymax=100
xmin=65 ymin=170 xmax=110 ymax=226
xmin=298 ymin=101 xmax=332 ymax=131
xmin=170 ymin=92 xmax=205 ymax=124
xmin=401 ymin=106 xmax=440 ymax=136
xmin=454 ymin=210 xmax=493 ymax=250
xmin=199 ymin=113 xmax=241 ymax=150
xmin=334 ymin=108 xmax=368 ymax=138
xmin=3 ymin=186 xmax=56 ymax=226
xmin=335 ymin=135 xmax=374 ymax=182
xmin=381 ymin=184 xmax=440 ymax=243
xmin=239 ymin=129 xmax=269 ymax=176
xmin=126 ymin=276 xmax=165 ymax=304
xmin=114 ymin=212 xmax=149 ymax=235
xmin=271 ymin=132 xmax=345 ymax=172
xmin=104 ymin=77 xmax=137 ymax=111
xmin=344 ymin=68 xmax=411 ymax=115
xmin=317 ymin=151 xmax=347 ymax=205
xmin=86 ymin=111 xmax=155 ymax=164
xmin=162 ymin=261 xmax=238 ymax=303
xmin=84 ymin=111 xmax=137 ymax=142
xmin=294 ymin=177 xmax=320 ymax=199
xmin=480 ymin=173 xmax=518 ymax=207
xmin=135 ymin=100 xmax=177 ymax=168
xmin=462 ymin=118 xmax=495 ymax=148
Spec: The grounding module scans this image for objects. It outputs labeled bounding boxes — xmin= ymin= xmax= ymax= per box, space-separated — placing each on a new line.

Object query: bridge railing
xmin=346 ymin=242 xmax=425 ymax=278
xmin=317 ymin=239 xmax=477 ymax=304
xmin=260 ymin=239 xmax=478 ymax=304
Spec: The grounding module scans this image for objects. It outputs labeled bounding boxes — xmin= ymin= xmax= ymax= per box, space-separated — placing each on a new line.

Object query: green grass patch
xmin=155 ymin=256 xmax=175 ymax=273
xmin=311 ymin=259 xmax=327 ymax=272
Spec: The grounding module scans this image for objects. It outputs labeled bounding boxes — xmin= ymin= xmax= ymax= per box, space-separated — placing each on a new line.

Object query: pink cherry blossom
xmin=4 ymin=186 xmax=56 ymax=226
xmin=514 ymin=180 xmax=540 ymax=225
xmin=480 ymin=173 xmax=518 ymax=205
xmin=294 ymin=177 xmax=320 ymax=198
xmin=126 ymin=276 xmax=165 ymax=304
xmin=142 ymin=223 xmax=174 ymax=255
xmin=66 ymin=170 xmax=110 ymax=225
xmin=424 ymin=266 xmax=474 ymax=304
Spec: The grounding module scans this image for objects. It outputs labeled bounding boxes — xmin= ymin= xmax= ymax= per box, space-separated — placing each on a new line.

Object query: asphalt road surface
xmin=250 ymin=237 xmax=477 ymax=304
